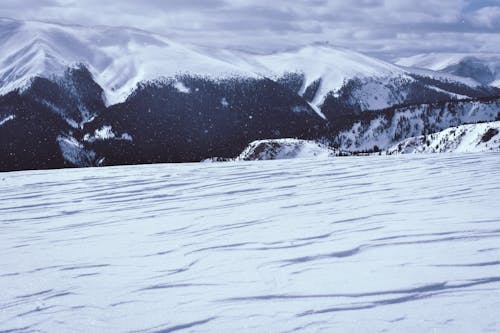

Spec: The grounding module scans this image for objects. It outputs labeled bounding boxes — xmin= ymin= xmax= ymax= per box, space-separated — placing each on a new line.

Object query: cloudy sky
xmin=1 ymin=0 xmax=500 ymax=59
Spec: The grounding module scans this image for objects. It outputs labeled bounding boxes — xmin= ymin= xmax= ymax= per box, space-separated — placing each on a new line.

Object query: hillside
xmin=387 ymin=121 xmax=500 ymax=154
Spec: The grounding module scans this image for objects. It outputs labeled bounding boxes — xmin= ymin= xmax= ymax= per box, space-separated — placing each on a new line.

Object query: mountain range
xmin=1 ymin=18 xmax=499 ymax=171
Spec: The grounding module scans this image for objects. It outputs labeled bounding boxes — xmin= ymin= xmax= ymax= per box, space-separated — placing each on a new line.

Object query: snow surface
xmin=387 ymin=121 xmax=500 ymax=154
xmin=1 ymin=154 xmax=500 ymax=332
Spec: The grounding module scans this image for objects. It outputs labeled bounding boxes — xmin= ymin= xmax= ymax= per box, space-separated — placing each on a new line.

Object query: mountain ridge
xmin=2 ymin=18 xmax=497 ymax=109
xmin=396 ymin=52 xmax=500 ymax=87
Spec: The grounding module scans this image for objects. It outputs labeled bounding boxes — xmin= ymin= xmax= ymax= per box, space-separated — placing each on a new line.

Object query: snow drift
xmin=1 ymin=153 xmax=500 ymax=332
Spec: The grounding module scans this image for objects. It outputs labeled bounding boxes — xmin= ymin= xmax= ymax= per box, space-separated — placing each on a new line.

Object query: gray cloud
xmin=1 ymin=0 xmax=499 ymax=59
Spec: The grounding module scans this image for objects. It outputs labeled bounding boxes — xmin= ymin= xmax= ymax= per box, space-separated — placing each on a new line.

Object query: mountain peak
xmin=0 ymin=18 xmax=257 ymax=105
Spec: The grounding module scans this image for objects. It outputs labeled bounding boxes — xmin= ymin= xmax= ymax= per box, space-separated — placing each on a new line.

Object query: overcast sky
xmin=1 ymin=0 xmax=500 ymax=59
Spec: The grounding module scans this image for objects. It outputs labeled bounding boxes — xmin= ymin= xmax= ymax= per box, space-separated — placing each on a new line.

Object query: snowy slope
xmin=334 ymin=98 xmax=500 ymax=152
xmin=237 ymin=138 xmax=334 ymax=160
xmin=387 ymin=121 xmax=500 ymax=154
xmin=396 ymin=53 xmax=500 ymax=86
xmin=1 ymin=154 xmax=500 ymax=332
xmin=227 ymin=45 xmax=406 ymax=107
xmin=0 ymin=18 xmax=257 ymax=105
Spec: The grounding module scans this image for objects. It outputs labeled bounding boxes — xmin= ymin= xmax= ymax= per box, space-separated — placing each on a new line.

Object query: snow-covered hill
xmin=396 ymin=53 xmax=500 ymax=87
xmin=387 ymin=121 xmax=500 ymax=154
xmin=1 ymin=153 xmax=500 ymax=332
xmin=234 ymin=121 xmax=500 ymax=160
xmin=333 ymin=98 xmax=500 ymax=152
xmin=237 ymin=138 xmax=334 ymax=160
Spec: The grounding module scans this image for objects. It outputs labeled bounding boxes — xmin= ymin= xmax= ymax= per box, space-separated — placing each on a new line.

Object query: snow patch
xmin=425 ymin=85 xmax=469 ymax=99
xmin=83 ymin=125 xmax=133 ymax=143
xmin=56 ymin=135 xmax=96 ymax=166
xmin=307 ymin=102 xmax=327 ymax=120
xmin=0 ymin=115 xmax=15 ymax=126
xmin=491 ymin=79 xmax=500 ymax=88
xmin=173 ymin=81 xmax=191 ymax=94
xmin=94 ymin=125 xmax=115 ymax=140
xmin=121 ymin=133 xmax=133 ymax=141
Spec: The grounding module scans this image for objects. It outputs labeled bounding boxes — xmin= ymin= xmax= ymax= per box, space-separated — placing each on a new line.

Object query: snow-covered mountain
xmin=396 ymin=53 xmax=500 ymax=87
xmin=214 ymin=45 xmax=500 ymax=114
xmin=219 ymin=45 xmax=406 ymax=110
xmin=387 ymin=121 xmax=500 ymax=154
xmin=1 ymin=18 xmax=496 ymax=111
xmin=0 ymin=18 xmax=256 ymax=106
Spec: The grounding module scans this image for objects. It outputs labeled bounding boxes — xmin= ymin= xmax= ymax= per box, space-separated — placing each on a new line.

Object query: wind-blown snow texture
xmin=1 ymin=154 xmax=500 ymax=332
